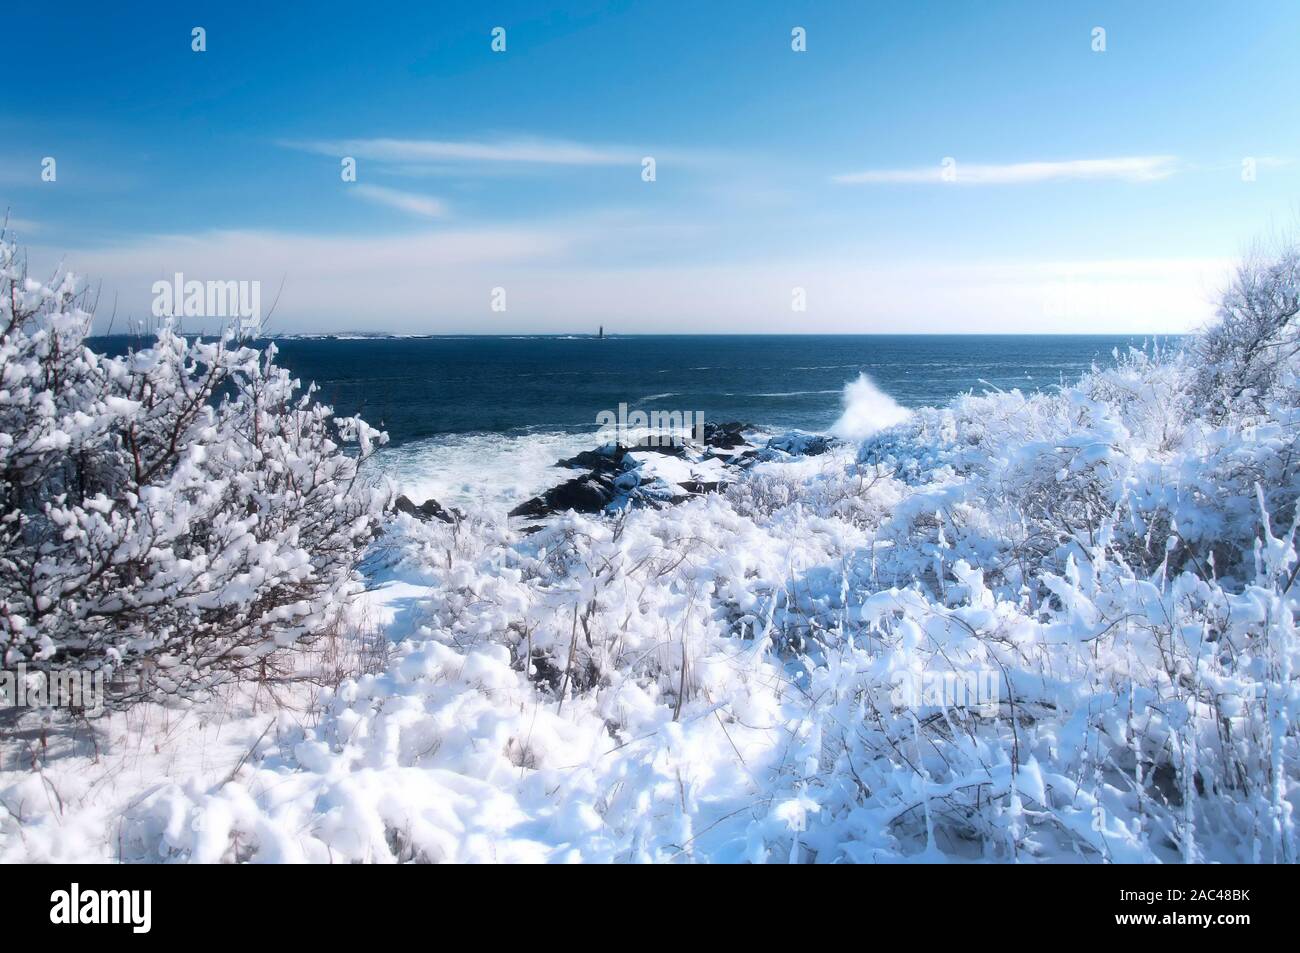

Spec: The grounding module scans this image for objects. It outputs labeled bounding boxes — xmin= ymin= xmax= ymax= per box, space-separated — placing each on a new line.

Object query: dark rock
xmin=766 ymin=433 xmax=835 ymax=457
xmin=517 ymin=421 xmax=759 ymax=523
xmin=555 ymin=444 xmax=627 ymax=472
xmin=393 ymin=494 xmax=458 ymax=523
xmin=704 ymin=446 xmax=753 ymax=464
xmin=702 ymin=421 xmax=752 ymax=449
xmin=418 ymin=498 xmax=458 ymax=521
xmin=679 ymin=480 xmax=721 ymax=495
xmin=509 ymin=474 xmax=616 ymax=518
xmin=627 ymin=436 xmax=688 ymax=456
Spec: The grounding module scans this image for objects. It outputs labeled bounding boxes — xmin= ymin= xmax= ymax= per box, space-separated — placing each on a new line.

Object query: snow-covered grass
xmin=2 ymin=246 xmax=1298 ymax=863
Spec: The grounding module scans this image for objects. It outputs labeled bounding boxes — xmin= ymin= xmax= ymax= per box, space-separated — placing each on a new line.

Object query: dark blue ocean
xmin=260 ymin=334 xmax=1152 ymax=444
xmin=90 ymin=334 xmax=1163 ymax=509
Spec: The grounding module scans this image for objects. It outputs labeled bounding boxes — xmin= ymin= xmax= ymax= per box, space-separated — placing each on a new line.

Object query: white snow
xmin=625 ymin=451 xmax=728 ymax=490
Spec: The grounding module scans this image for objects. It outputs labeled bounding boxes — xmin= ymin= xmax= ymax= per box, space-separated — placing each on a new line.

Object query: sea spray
xmin=830 ymin=373 xmax=911 ymax=440
xmin=376 ymin=431 xmax=593 ymax=515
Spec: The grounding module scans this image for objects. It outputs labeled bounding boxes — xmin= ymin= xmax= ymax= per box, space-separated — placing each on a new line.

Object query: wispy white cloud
xmin=833 ymin=155 xmax=1179 ymax=186
xmin=352 ymin=184 xmax=448 ymax=219
xmin=284 ymin=136 xmax=637 ymax=166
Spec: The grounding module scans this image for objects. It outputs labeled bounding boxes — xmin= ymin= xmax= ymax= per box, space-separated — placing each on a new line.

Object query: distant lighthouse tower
xmin=598 ymin=325 xmax=604 ymax=340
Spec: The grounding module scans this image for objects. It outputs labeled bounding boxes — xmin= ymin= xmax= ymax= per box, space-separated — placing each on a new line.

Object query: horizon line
xmin=86 ymin=330 xmax=1192 ymax=339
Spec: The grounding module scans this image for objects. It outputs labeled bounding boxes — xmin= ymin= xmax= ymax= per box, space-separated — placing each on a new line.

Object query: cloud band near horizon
xmin=833 ymin=155 xmax=1179 ymax=185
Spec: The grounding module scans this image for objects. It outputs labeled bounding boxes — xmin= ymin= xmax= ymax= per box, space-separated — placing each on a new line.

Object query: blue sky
xmin=4 ymin=0 xmax=1298 ymax=333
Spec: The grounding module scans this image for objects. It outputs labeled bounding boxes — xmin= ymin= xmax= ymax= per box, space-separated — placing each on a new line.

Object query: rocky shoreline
xmin=392 ymin=421 xmax=840 ymax=524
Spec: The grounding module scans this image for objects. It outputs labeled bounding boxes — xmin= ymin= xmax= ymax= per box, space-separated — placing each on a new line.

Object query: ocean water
xmin=92 ymin=334 xmax=1160 ymax=510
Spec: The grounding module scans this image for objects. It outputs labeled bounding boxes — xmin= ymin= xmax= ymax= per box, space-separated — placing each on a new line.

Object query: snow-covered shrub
xmin=1193 ymin=242 xmax=1300 ymax=421
xmin=0 ymin=238 xmax=388 ymax=703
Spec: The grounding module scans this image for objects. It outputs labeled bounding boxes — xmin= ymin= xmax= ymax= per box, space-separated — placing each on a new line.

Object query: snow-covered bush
xmin=0 ymin=237 xmax=388 ymax=703
xmin=1193 ymin=242 xmax=1300 ymax=421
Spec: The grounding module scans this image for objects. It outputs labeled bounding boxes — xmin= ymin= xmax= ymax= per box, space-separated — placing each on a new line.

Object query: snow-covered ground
xmin=3 ymin=337 xmax=1297 ymax=864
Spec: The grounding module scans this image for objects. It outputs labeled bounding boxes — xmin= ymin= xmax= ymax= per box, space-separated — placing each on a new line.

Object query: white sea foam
xmin=829 ymin=373 xmax=911 ymax=440
xmin=749 ymin=389 xmax=842 ymax=397
xmin=374 ymin=430 xmax=594 ymax=514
